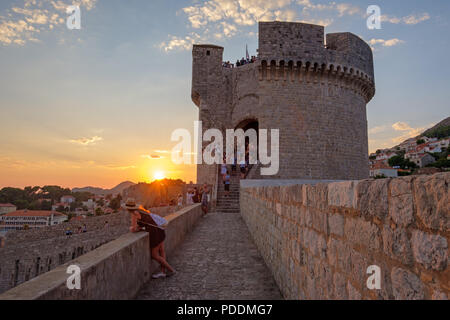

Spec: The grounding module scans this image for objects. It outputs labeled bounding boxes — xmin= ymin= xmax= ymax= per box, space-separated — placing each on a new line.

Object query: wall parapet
xmin=0 ymin=204 xmax=203 ymax=300
xmin=240 ymin=173 xmax=449 ymax=300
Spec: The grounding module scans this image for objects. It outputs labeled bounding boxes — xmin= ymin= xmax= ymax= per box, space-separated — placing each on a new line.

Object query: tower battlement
xmin=192 ymin=21 xmax=376 ymax=184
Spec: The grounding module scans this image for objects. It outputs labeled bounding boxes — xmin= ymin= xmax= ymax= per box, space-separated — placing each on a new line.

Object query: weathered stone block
xmin=391 ymin=268 xmax=425 ymax=300
xmin=382 ymin=225 xmax=413 ymax=266
xmin=413 ymin=173 xmax=449 ymax=231
xmin=411 ymin=230 xmax=448 ymax=271
xmin=347 ymin=281 xmax=362 ymax=300
xmin=328 ymin=181 xmax=358 ymax=209
xmin=329 ymin=213 xmax=344 ymax=237
xmin=357 ymin=179 xmax=389 ymax=220
xmin=344 ymin=217 xmax=381 ymax=251
xmin=388 ymin=177 xmax=414 ymax=227
xmin=432 ymin=290 xmax=448 ymax=300
xmin=333 ymin=272 xmax=348 ymax=299
xmin=304 ymin=184 xmax=328 ymax=210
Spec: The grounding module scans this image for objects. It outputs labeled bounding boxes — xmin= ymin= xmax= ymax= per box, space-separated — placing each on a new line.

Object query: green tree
xmin=95 ymin=208 xmax=104 ymax=216
xmin=416 ymin=139 xmax=425 ymax=145
xmin=109 ymin=195 xmax=122 ymax=211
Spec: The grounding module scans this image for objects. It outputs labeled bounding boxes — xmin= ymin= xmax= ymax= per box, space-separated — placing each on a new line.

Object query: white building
xmin=0 ymin=210 xmax=67 ymax=232
xmin=370 ymin=162 xmax=398 ymax=178
xmin=82 ymin=199 xmax=95 ymax=210
xmin=0 ymin=203 xmax=17 ymax=215
xmin=60 ymin=195 xmax=76 ymax=204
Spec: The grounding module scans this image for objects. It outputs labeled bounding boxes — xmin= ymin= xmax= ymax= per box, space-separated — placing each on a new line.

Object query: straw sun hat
xmin=122 ymin=198 xmax=140 ymax=210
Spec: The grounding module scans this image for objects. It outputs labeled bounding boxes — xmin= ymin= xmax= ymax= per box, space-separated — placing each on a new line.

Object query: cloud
xmin=163 ymin=0 xmax=428 ymax=53
xmin=69 ymin=136 xmax=103 ymax=146
xmin=368 ymin=38 xmax=404 ymax=50
xmin=381 ymin=13 xmax=430 ymax=25
xmin=159 ymin=33 xmax=204 ymax=52
xmin=0 ymin=0 xmax=98 ymax=46
xmin=368 ymin=125 xmax=388 ymax=134
xmin=99 ymin=164 xmax=137 ymax=171
xmin=161 ymin=0 xmax=365 ymax=52
xmin=391 ymin=122 xmax=433 ymax=144
xmin=392 ymin=122 xmax=412 ymax=131
xmin=141 ymin=154 xmax=165 ymax=160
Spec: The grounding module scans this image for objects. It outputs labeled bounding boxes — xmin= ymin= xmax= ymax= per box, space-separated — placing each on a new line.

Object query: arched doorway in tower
xmin=234 ymin=119 xmax=259 ymax=163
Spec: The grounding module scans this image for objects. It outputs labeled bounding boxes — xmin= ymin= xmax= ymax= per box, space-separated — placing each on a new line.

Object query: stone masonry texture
xmin=136 ymin=211 xmax=282 ymax=300
xmin=240 ymin=173 xmax=449 ymax=300
xmin=192 ymin=21 xmax=375 ymax=184
xmin=0 ymin=205 xmax=187 ymax=294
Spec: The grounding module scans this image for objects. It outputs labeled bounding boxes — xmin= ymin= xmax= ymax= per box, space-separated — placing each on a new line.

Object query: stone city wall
xmin=0 ymin=205 xmax=190 ymax=294
xmin=240 ymin=173 xmax=449 ymax=300
xmin=0 ymin=204 xmax=203 ymax=300
xmin=0 ymin=211 xmax=130 ymax=294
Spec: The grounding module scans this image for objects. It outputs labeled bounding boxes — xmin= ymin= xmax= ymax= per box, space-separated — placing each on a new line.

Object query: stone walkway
xmin=135 ymin=212 xmax=282 ymax=300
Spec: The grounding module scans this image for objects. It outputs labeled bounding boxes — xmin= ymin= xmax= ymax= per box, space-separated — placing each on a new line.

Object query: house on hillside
xmin=60 ymin=195 xmax=75 ymax=204
xmin=370 ymin=162 xmax=398 ymax=178
xmin=406 ymin=153 xmax=435 ymax=168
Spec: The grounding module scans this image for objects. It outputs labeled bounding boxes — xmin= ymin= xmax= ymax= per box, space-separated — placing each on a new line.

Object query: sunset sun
xmin=153 ymin=171 xmax=165 ymax=181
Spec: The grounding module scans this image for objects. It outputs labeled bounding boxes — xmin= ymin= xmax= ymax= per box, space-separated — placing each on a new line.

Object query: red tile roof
xmin=3 ymin=210 xmax=66 ymax=217
xmin=370 ymin=162 xmax=395 ymax=170
xmin=0 ymin=203 xmax=16 ymax=207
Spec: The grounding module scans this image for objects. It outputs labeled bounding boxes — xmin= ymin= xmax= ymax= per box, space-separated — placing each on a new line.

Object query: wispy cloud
xmin=368 ymin=125 xmax=388 ymax=134
xmin=390 ymin=122 xmax=432 ymax=144
xmin=0 ymin=0 xmax=98 ymax=46
xmin=141 ymin=154 xmax=165 ymax=160
xmin=69 ymin=136 xmax=103 ymax=146
xmin=160 ymin=0 xmax=429 ymax=52
xmin=381 ymin=13 xmax=430 ymax=25
xmin=369 ymin=38 xmax=405 ymax=49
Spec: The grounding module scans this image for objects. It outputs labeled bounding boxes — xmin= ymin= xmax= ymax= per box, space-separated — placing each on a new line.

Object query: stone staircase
xmin=216 ymin=168 xmax=242 ymax=213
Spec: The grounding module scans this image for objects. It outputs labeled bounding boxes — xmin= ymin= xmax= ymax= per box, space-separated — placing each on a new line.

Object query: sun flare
xmin=153 ymin=171 xmax=165 ymax=181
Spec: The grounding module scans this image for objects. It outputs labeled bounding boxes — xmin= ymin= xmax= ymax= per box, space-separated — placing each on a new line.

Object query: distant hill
xmin=122 ymin=179 xmax=185 ymax=208
xmin=421 ymin=117 xmax=450 ymax=139
xmin=72 ymin=181 xmax=135 ymax=196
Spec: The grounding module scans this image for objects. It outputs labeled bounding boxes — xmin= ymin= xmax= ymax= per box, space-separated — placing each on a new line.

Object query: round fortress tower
xmin=192 ymin=21 xmax=375 ymax=184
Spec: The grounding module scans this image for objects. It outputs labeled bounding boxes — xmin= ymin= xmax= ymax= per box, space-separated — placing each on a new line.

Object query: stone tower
xmin=192 ymin=21 xmax=375 ymax=184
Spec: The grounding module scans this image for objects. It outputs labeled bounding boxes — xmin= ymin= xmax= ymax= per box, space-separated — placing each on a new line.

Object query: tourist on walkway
xmin=201 ymin=184 xmax=209 ymax=216
xmin=186 ymin=189 xmax=194 ymax=205
xmin=224 ymin=170 xmax=231 ymax=197
xmin=177 ymin=194 xmax=183 ymax=207
xmin=193 ymin=187 xmax=200 ymax=203
xmin=124 ymin=198 xmax=176 ymax=279
xmin=221 ymin=162 xmax=227 ymax=180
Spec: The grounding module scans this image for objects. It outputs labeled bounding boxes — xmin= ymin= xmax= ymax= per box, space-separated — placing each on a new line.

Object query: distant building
xmin=0 ymin=210 xmax=67 ymax=232
xmin=398 ymin=138 xmax=417 ymax=152
xmin=370 ymin=162 xmax=398 ymax=178
xmin=60 ymin=195 xmax=76 ymax=204
xmin=0 ymin=204 xmax=17 ymax=215
xmin=406 ymin=152 xmax=436 ymax=168
xmin=52 ymin=203 xmax=70 ymax=211
xmin=82 ymin=199 xmax=95 ymax=210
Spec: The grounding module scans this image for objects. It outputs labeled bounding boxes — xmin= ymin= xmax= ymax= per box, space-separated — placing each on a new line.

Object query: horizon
xmin=1 ymin=0 xmax=449 ymax=189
